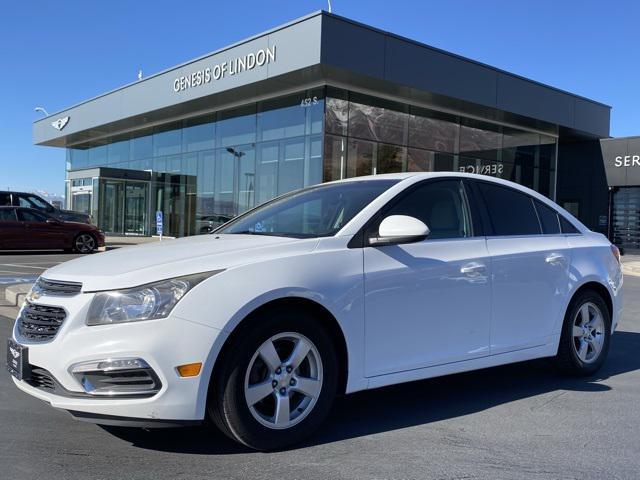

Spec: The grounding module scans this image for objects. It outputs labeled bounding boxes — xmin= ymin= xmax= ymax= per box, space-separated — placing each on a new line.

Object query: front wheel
xmin=555 ymin=290 xmax=611 ymax=376
xmin=73 ymin=233 xmax=96 ymax=254
xmin=208 ymin=308 xmax=338 ymax=450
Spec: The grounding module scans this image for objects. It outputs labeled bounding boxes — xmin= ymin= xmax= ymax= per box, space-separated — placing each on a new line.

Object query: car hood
xmin=43 ymin=234 xmax=316 ymax=291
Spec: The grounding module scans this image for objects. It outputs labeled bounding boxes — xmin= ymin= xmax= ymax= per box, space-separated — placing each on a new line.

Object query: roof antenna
xmin=327 ymin=0 xmax=332 ymax=13
xmin=137 ymin=68 xmax=143 ymax=80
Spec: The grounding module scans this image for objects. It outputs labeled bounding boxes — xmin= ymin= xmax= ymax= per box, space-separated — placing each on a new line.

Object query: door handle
xmin=460 ymin=262 xmax=487 ymax=275
xmin=545 ymin=253 xmax=565 ymax=265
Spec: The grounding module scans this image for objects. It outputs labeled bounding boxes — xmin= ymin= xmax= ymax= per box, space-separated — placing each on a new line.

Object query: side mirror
xmin=369 ymin=215 xmax=430 ymax=246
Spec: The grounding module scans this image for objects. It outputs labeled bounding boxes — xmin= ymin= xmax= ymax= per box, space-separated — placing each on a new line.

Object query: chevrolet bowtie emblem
xmin=51 ymin=116 xmax=70 ymax=131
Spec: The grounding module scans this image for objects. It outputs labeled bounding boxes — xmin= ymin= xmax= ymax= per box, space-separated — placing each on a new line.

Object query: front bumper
xmin=10 ymin=292 xmax=228 ymax=425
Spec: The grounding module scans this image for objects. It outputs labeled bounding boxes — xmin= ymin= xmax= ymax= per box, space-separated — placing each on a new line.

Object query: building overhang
xmin=34 ymin=11 xmax=611 ymax=148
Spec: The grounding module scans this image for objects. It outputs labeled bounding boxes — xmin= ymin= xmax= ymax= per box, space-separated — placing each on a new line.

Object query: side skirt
xmin=351 ymin=337 xmax=559 ymax=393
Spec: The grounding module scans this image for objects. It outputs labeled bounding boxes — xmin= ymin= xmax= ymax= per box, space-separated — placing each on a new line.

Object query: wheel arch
xmin=567 ymin=281 xmax=613 ymax=321
xmin=208 ymin=296 xmax=350 ymax=398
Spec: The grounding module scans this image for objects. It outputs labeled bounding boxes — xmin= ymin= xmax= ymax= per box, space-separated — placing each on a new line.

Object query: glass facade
xmin=324 ymin=88 xmax=557 ymax=198
xmin=66 ymin=86 xmax=557 ymax=237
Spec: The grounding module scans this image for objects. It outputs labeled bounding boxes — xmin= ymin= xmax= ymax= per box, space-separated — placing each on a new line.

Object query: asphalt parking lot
xmin=0 ymin=252 xmax=84 ymax=279
xmin=0 ymin=265 xmax=638 ymax=479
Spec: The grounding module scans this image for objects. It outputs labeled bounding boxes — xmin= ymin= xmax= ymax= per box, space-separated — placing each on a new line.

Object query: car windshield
xmin=218 ymin=180 xmax=399 ymax=238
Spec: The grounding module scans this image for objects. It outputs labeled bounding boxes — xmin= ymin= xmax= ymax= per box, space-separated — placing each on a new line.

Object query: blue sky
xmin=1 ymin=0 xmax=638 ymax=195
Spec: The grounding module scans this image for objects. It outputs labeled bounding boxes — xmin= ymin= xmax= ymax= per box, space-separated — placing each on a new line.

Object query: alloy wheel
xmin=572 ymin=302 xmax=606 ymax=364
xmin=75 ymin=234 xmax=95 ymax=254
xmin=244 ymin=332 xmax=323 ymax=430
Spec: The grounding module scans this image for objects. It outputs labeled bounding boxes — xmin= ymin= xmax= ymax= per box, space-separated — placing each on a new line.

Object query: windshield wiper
xmin=229 ymin=230 xmax=280 ymax=236
xmin=227 ymin=231 xmax=311 ymax=238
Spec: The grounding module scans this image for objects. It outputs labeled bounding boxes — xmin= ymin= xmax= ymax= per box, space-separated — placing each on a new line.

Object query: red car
xmin=0 ymin=207 xmax=105 ymax=253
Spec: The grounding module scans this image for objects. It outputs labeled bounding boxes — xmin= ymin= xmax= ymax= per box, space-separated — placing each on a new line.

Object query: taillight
xmin=611 ymin=244 xmax=621 ymax=264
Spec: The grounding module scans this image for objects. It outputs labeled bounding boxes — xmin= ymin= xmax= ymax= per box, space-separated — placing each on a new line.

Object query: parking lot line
xmin=0 ymin=264 xmax=51 ymax=270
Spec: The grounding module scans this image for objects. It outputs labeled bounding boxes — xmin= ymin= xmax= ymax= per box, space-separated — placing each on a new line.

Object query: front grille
xmin=18 ymin=302 xmax=67 ymax=341
xmin=27 ymin=367 xmax=56 ymax=392
xmin=34 ymin=277 xmax=82 ymax=297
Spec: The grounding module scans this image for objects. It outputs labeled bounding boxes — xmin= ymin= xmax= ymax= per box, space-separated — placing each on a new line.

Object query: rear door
xmin=0 ymin=208 xmax=23 ymax=249
xmin=473 ymin=181 xmax=571 ymax=354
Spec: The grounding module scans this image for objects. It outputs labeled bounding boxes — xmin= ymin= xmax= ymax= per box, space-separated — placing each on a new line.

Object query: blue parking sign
xmin=156 ymin=211 xmax=163 ymax=236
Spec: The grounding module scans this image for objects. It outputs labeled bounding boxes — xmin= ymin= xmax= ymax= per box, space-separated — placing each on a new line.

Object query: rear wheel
xmin=73 ymin=233 xmax=96 ymax=254
xmin=208 ymin=308 xmax=338 ymax=450
xmin=555 ymin=290 xmax=611 ymax=376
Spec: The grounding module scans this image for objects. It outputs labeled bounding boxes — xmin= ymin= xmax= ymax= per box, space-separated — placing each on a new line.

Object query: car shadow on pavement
xmin=102 ymin=330 xmax=640 ymax=455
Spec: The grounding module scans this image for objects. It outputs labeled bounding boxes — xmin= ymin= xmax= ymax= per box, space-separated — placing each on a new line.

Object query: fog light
xmin=69 ymin=357 xmax=161 ymax=397
xmin=176 ymin=363 xmax=202 ymax=377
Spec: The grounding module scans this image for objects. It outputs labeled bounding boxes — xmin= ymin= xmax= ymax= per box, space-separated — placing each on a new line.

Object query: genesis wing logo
xmin=51 ymin=116 xmax=70 ymax=131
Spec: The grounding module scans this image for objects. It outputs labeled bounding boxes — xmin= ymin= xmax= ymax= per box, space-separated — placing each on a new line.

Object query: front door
xmin=363 ymin=179 xmax=492 ymax=377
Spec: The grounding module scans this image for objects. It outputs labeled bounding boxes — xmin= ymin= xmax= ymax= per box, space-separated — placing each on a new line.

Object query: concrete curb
xmin=5 ymin=284 xmax=32 ymax=307
xmin=0 ymin=282 xmax=34 ymax=318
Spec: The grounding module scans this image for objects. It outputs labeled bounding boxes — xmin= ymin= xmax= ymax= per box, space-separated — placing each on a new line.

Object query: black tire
xmin=72 ymin=233 xmax=96 ymax=254
xmin=208 ymin=307 xmax=338 ymax=451
xmin=555 ymin=290 xmax=611 ymax=376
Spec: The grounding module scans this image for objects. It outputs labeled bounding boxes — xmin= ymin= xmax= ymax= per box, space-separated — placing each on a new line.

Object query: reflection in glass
xmin=324 ymin=135 xmax=346 ymax=182
xmin=408 ymin=109 xmax=458 ymax=153
xmin=217 ymin=105 xmax=256 ymax=147
xmin=376 ymin=144 xmax=405 ymax=174
xmin=459 ymin=119 xmax=501 ymax=160
xmin=347 ymin=138 xmax=374 ymax=178
xmin=407 ymin=148 xmax=435 ymax=172
xmin=325 ymin=97 xmax=348 ymax=135
xmin=183 ymin=116 xmax=214 ymax=152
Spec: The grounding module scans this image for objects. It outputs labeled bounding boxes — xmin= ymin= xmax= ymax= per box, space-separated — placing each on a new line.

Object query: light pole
xmin=34 ymin=106 xmax=49 ymax=117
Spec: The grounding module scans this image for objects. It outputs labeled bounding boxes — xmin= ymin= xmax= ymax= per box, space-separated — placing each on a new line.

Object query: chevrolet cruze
xmin=7 ymin=173 xmax=623 ymax=450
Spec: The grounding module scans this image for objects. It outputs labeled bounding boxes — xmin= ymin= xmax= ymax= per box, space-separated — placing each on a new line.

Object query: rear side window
xmin=560 ymin=215 xmax=579 ymax=234
xmin=478 ymin=182 xmax=541 ymax=236
xmin=0 ymin=193 xmax=11 ymax=206
xmin=534 ymin=200 xmax=560 ymax=234
xmin=0 ymin=209 xmax=16 ymax=221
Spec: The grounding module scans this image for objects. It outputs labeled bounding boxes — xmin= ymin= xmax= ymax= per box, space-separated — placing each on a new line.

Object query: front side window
xmin=381 ymin=180 xmax=472 ymax=240
xmin=219 ymin=180 xmax=398 ymax=238
xmin=478 ymin=182 xmax=541 ymax=236
xmin=19 ymin=195 xmax=53 ymax=212
xmin=17 ymin=209 xmax=48 ymax=223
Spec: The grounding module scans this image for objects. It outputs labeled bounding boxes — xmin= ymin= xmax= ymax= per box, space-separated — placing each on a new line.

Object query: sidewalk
xmin=105 ymin=236 xmax=171 ymax=249
xmin=622 ymin=254 xmax=640 ymax=277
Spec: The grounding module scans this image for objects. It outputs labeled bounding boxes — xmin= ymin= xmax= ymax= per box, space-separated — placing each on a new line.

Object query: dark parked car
xmin=0 ymin=191 xmax=91 ymax=224
xmin=0 ymin=207 xmax=104 ymax=253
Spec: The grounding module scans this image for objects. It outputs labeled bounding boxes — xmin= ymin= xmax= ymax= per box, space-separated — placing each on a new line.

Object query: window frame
xmin=349 ymin=177 xmax=478 ymax=248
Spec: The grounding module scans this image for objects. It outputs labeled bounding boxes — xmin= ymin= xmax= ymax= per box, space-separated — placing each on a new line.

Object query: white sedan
xmin=8 ymin=172 xmax=623 ymax=450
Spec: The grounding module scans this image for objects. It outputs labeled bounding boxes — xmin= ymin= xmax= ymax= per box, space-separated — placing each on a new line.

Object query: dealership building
xmin=32 ymin=11 xmax=639 ymax=250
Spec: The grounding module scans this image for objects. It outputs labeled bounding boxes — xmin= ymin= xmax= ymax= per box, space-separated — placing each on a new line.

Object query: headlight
xmin=86 ymin=270 xmax=223 ymax=326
